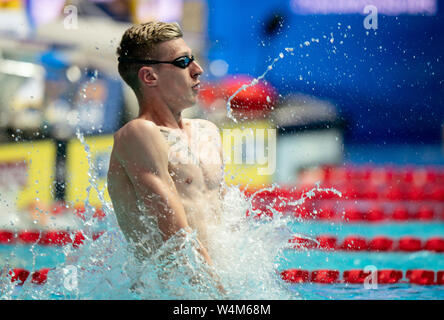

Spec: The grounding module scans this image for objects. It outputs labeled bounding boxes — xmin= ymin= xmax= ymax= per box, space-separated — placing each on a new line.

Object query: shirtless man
xmin=107 ymin=21 xmax=225 ymax=292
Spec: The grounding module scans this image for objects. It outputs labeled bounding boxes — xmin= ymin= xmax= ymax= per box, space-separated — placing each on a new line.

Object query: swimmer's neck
xmin=137 ymin=97 xmax=186 ymax=130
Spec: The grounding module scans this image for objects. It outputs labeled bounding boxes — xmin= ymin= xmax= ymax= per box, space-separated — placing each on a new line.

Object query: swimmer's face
xmin=141 ymin=38 xmax=203 ymax=111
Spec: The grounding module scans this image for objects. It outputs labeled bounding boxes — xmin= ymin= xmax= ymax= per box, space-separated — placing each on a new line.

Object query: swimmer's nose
xmin=190 ymin=60 xmax=203 ymax=79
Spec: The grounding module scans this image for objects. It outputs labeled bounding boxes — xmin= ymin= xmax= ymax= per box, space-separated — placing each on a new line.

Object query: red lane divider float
xmin=0 ymin=230 xmax=104 ymax=247
xmin=376 ymin=270 xmax=403 ymax=284
xmin=316 ymin=205 xmax=444 ymax=222
xmin=8 ymin=268 xmax=30 ymax=285
xmin=281 ymin=269 xmax=444 ymax=285
xmin=5 ymin=268 xmax=52 ymax=285
xmin=288 ymin=235 xmax=444 ymax=253
xmin=245 ymin=182 xmax=444 ymax=204
xmin=31 ymin=268 xmax=51 ymax=285
xmin=311 ymin=270 xmax=340 ymax=284
xmin=245 ymin=194 xmax=444 ymax=222
xmin=406 ymin=270 xmax=436 ymax=285
xmin=6 ymin=267 xmax=444 ymax=286
xmin=3 ymin=231 xmax=443 ymax=254
xmin=320 ymin=165 xmax=444 ymax=189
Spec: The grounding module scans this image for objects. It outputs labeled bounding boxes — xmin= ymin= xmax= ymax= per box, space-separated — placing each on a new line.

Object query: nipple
xmin=185 ymin=177 xmax=193 ymax=184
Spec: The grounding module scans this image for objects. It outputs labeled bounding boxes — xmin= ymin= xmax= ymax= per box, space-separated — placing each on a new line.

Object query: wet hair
xmin=116 ymin=21 xmax=183 ymax=95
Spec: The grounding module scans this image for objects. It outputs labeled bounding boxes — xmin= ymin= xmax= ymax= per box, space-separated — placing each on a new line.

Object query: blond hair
xmin=117 ymin=21 xmax=183 ymax=94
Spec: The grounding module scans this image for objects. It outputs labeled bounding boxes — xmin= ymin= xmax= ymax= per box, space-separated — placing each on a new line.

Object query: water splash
xmin=224 ymin=32 xmax=344 ymax=122
xmin=1 ymin=158 xmax=341 ymax=300
xmin=226 ymin=51 xmax=287 ymax=123
xmin=0 ymin=68 xmax=345 ymax=300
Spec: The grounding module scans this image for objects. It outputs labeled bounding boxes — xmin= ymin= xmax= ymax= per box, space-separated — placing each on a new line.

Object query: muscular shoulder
xmin=113 ymin=119 xmax=167 ymax=163
xmin=187 ymin=118 xmax=220 ymax=135
xmin=114 ymin=119 xmax=158 ymax=142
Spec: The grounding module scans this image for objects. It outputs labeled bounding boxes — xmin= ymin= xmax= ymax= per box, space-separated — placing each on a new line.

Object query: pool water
xmin=1 ymin=218 xmax=444 ymax=300
xmin=1 ymin=135 xmax=443 ymax=300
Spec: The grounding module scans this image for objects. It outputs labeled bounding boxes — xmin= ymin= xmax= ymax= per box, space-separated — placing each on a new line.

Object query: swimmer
xmin=107 ymin=21 xmax=226 ymax=294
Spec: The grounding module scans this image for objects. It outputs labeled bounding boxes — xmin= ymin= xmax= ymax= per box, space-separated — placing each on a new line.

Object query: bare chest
xmin=160 ymin=128 xmax=223 ymax=191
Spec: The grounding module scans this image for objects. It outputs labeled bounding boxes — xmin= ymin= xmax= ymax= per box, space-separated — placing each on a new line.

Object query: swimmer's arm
xmin=113 ymin=120 xmax=215 ymax=267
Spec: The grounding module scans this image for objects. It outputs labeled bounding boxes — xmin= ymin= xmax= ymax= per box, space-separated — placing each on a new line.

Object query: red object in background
xmin=318 ymin=206 xmax=336 ymax=220
xmin=199 ymin=76 xmax=278 ymax=119
xmin=415 ymin=205 xmax=435 ymax=221
xmin=8 ymin=268 xmax=30 ymax=285
xmin=343 ymin=270 xmax=371 ymax=284
xmin=361 ymin=183 xmax=379 ymax=199
xmin=343 ymin=207 xmax=363 ymax=222
xmin=437 ymin=271 xmax=444 ymax=285
xmin=328 ymin=167 xmax=347 ymax=183
xmin=247 ymin=187 xmax=291 ymax=219
xmin=369 ymin=167 xmax=390 ymax=185
xmin=246 ymin=208 xmax=274 ymax=219
xmin=383 ymin=167 xmax=395 ymax=182
xmin=377 ymin=270 xmax=403 ymax=284
xmin=398 ymin=237 xmax=422 ymax=252
xmin=288 ymin=236 xmax=318 ymax=249
xmin=401 ymin=167 xmax=415 ymax=184
xmin=92 ymin=231 xmax=104 ymax=241
xmin=311 ymin=270 xmax=339 ymax=283
xmin=0 ymin=230 xmax=15 ymax=244
xmin=221 ymin=76 xmax=278 ymax=116
xmin=248 ymin=205 xmax=279 ymax=219
xmin=425 ymin=168 xmax=438 ymax=183
xmin=17 ymin=231 xmax=41 ymax=244
xmin=406 ymin=270 xmax=435 ymax=285
xmin=93 ymin=206 xmax=106 ymax=220
xmin=316 ymin=235 xmax=337 ymax=250
xmin=344 ymin=167 xmax=354 ymax=182
xmin=50 ymin=201 xmax=66 ymax=215
xmin=310 ymin=186 xmax=339 ymax=201
xmin=365 ymin=206 xmax=385 ymax=222
xmin=74 ymin=204 xmax=86 ymax=220
xmin=343 ymin=183 xmax=358 ymax=200
xmin=411 ymin=168 xmax=428 ymax=186
xmin=40 ymin=231 xmax=72 ymax=246
xmin=72 ymin=231 xmax=86 ymax=248
xmin=368 ymin=236 xmax=394 ymax=251
xmin=424 ymin=237 xmax=444 ymax=253
xmin=293 ymin=206 xmax=309 ymax=219
xmin=280 ymin=269 xmax=309 ymax=283
xmin=384 ymin=185 xmax=404 ymax=201
xmin=31 ymin=268 xmax=50 ymax=285
xmin=350 ymin=166 xmax=373 ymax=182
xmin=197 ymin=82 xmax=223 ymax=107
xmin=392 ymin=205 xmax=410 ymax=221
xmin=340 ymin=236 xmax=367 ymax=251
xmin=408 ymin=186 xmax=425 ymax=201
xmin=279 ymin=269 xmax=442 ymax=285
xmin=321 ymin=166 xmax=333 ymax=183
xmin=430 ymin=185 xmax=444 ymax=201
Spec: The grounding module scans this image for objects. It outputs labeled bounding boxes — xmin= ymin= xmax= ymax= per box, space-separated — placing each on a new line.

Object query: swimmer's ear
xmin=138 ymin=66 xmax=158 ymax=87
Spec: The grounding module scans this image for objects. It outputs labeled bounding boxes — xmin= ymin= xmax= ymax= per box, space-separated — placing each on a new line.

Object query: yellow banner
xmin=0 ymin=0 xmax=21 ymax=9
xmin=221 ymin=120 xmax=275 ymax=187
xmin=65 ymin=135 xmax=113 ymax=207
xmin=0 ymin=140 xmax=56 ymax=209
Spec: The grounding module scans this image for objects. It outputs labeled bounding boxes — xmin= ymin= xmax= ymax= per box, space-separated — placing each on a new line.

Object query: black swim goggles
xmin=118 ymin=55 xmax=195 ymax=69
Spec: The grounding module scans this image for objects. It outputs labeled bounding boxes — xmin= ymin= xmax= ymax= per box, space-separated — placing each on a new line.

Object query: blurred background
xmin=0 ymin=0 xmax=443 ymax=232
